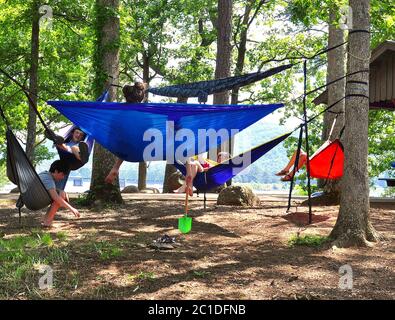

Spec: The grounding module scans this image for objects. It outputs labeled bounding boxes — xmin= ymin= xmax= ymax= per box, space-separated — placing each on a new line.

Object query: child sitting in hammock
xmin=275 ymin=139 xmax=336 ymax=181
xmin=56 ymin=127 xmax=89 ymax=164
xmin=175 ymin=151 xmax=231 ymax=196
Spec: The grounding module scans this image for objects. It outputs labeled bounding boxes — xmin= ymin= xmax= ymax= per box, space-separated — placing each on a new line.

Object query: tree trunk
xmin=89 ymin=0 xmax=122 ymax=204
xmin=330 ymin=0 xmax=380 ymax=247
xmin=214 ymin=0 xmax=233 ymax=173
xmin=26 ymin=0 xmax=40 ymax=164
xmin=213 ymin=0 xmax=232 ymax=105
xmin=162 ymin=97 xmax=188 ymax=193
xmin=228 ymin=0 xmax=253 ymax=186
xmin=317 ymin=8 xmax=346 ymax=197
xmin=138 ymin=52 xmax=150 ymax=191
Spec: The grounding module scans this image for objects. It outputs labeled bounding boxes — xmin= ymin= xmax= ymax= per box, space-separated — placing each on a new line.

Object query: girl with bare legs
xmin=175 ymin=158 xmax=204 ymax=196
xmin=275 ymin=149 xmax=308 ymax=181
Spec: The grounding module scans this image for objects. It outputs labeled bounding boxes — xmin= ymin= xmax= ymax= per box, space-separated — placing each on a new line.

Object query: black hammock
xmin=6 ymin=129 xmax=52 ymax=216
xmin=148 ymin=64 xmax=294 ymax=102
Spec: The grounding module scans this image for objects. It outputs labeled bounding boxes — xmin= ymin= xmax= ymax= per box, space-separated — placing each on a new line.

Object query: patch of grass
xmin=65 ymin=270 xmax=80 ymax=290
xmin=0 ymin=232 xmax=70 ymax=298
xmin=192 ymin=270 xmax=211 ymax=278
xmin=129 ymin=271 xmax=156 ymax=282
xmin=92 ymin=241 xmax=124 ymax=260
xmin=288 ymin=234 xmax=330 ymax=247
xmin=74 ymin=193 xmax=91 ymax=206
xmin=56 ymin=231 xmax=68 ymax=241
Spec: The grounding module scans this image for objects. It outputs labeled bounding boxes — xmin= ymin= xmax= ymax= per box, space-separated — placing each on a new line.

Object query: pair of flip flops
xmin=150 ymin=234 xmax=181 ymax=250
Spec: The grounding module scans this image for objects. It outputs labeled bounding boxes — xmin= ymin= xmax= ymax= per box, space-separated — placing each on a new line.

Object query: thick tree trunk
xmin=228 ymin=0 xmax=253 ymax=186
xmin=138 ymin=53 xmax=150 ymax=190
xmin=26 ymin=0 xmax=40 ymax=164
xmin=214 ymin=0 xmax=233 ymax=174
xmin=213 ymin=0 xmax=232 ymax=106
xmin=162 ymin=96 xmax=188 ymax=193
xmin=89 ymin=0 xmax=122 ymax=204
xmin=317 ymin=9 xmax=346 ymax=197
xmin=330 ymin=0 xmax=380 ymax=247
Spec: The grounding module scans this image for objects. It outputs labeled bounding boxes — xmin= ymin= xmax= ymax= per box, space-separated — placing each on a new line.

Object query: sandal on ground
xmin=275 ymin=169 xmax=289 ymax=176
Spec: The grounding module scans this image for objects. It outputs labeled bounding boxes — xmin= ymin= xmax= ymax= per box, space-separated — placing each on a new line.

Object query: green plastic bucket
xmin=178 ymin=215 xmax=192 ymax=234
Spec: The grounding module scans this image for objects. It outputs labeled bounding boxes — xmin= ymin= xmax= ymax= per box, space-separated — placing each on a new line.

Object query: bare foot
xmin=275 ymin=169 xmax=289 ymax=176
xmin=281 ymin=174 xmax=293 ymax=181
xmin=40 ymin=222 xmax=52 ymax=229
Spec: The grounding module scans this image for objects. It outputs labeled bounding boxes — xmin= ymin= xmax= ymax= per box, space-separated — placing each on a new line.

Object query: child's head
xmin=49 ymin=160 xmax=70 ymax=181
xmin=71 ymin=127 xmax=86 ymax=142
xmin=123 ymin=82 xmax=148 ymax=103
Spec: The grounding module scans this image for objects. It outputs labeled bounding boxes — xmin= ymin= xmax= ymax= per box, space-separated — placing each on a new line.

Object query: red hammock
xmin=308 ymin=139 xmax=344 ymax=179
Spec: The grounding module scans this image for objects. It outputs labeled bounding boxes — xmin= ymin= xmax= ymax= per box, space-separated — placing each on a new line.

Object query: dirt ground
xmin=0 ymin=195 xmax=394 ymax=300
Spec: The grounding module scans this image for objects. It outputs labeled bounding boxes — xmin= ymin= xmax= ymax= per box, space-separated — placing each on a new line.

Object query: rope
xmin=0 ymin=67 xmax=55 ymax=136
xmin=287 ymin=125 xmax=304 ymax=212
xmin=259 ymin=30 xmax=369 ymax=70
xmin=301 ymin=61 xmax=313 ymax=224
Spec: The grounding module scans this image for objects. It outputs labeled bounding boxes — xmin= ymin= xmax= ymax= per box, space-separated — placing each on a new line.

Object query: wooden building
xmin=313 ymin=40 xmax=395 ymax=110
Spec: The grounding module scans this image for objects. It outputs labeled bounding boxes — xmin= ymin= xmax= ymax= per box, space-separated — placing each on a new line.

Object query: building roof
xmin=313 ymin=40 xmax=395 ymax=110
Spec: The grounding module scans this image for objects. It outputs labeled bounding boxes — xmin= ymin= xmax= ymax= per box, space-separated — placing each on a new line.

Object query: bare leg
xmin=42 ymin=192 xmax=67 ymax=227
xmin=175 ymin=162 xmax=199 ymax=196
xmin=70 ymin=145 xmax=81 ymax=161
xmin=276 ymin=149 xmax=306 ymax=175
xmin=281 ymin=152 xmax=308 ymax=180
xmin=186 ymin=163 xmax=199 ymax=196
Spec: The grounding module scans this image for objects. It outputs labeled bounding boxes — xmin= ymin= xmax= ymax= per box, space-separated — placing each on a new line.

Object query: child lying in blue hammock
xmin=175 ymin=152 xmax=231 ymax=196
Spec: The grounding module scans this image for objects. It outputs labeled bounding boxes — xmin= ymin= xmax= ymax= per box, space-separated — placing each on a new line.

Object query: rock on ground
xmin=121 ymin=185 xmax=139 ymax=193
xmin=217 ymin=185 xmax=260 ymax=207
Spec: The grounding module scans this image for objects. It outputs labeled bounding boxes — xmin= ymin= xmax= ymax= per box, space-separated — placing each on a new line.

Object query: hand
xmin=71 ymin=208 xmax=80 ymax=218
xmin=105 ymin=168 xmax=118 ymax=184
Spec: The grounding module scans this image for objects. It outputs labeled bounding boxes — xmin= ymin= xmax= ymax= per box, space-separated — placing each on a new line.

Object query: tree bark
xmin=213 ymin=0 xmax=232 ymax=105
xmin=26 ymin=0 xmax=40 ymax=164
xmin=330 ymin=0 xmax=380 ymax=247
xmin=228 ymin=0 xmax=254 ymax=186
xmin=138 ymin=52 xmax=150 ymax=190
xmin=317 ymin=8 xmax=346 ymax=196
xmin=89 ymin=0 xmax=123 ymax=204
xmin=214 ymin=0 xmax=233 ymax=173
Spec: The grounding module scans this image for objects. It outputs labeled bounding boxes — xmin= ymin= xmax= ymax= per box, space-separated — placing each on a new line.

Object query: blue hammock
xmin=148 ymin=64 xmax=294 ymax=102
xmin=55 ymin=92 xmax=108 ymax=171
xmin=47 ymin=100 xmax=284 ymax=162
xmin=173 ymin=132 xmax=292 ymax=191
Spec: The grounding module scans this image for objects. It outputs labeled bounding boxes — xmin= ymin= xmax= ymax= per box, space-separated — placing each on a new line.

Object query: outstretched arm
xmin=105 ymin=158 xmax=124 ymax=184
xmin=48 ymin=189 xmax=80 ymax=218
